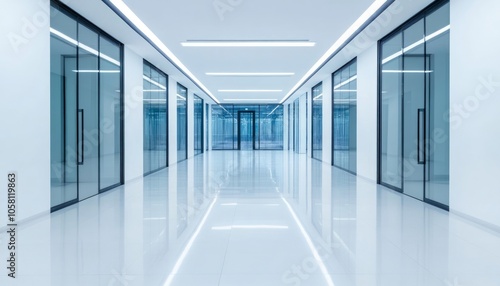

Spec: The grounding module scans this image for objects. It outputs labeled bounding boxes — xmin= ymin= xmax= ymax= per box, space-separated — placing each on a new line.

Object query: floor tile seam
xmin=217 ymin=203 xmax=238 ymax=286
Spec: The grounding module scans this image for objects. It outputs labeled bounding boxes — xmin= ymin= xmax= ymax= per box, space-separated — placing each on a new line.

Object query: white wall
xmin=124 ymin=47 xmax=144 ymax=181
xmin=283 ymin=103 xmax=289 ymax=150
xmin=0 ymin=0 xmax=51 ymax=227
xmin=168 ymin=77 xmax=178 ymax=165
xmin=449 ymin=0 xmax=500 ymax=229
xmin=306 ymin=91 xmax=313 ymax=158
xmin=322 ymin=77 xmax=333 ymax=164
xmin=207 ymin=104 xmax=212 ymax=151
xmin=356 ymin=44 xmax=379 ymax=181
xmin=187 ymin=90 xmax=194 ymax=158
xmin=298 ymin=94 xmax=307 ymax=154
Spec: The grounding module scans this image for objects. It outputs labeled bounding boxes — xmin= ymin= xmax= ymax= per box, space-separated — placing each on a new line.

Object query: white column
xmin=322 ymin=77 xmax=333 ymax=164
xmin=357 ymin=44 xmax=378 ymax=181
xmin=0 ymin=0 xmax=51 ymax=226
xmin=187 ymin=90 xmax=195 ymax=158
xmin=168 ymin=77 xmax=178 ymax=165
xmin=124 ymin=47 xmax=144 ymax=181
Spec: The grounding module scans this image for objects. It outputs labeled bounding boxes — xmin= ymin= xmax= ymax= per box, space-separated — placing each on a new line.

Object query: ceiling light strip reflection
xmin=163 ymin=197 xmax=218 ymax=286
xmin=333 ymin=75 xmax=358 ymax=90
xmin=281 ymin=197 xmax=335 ymax=286
xmin=72 ymin=70 xmax=120 ymax=73
xmin=334 ymin=89 xmax=357 ymax=92
xmin=280 ymin=0 xmax=393 ymax=104
xmin=381 ymin=24 xmax=450 ymax=65
xmin=313 ymin=94 xmax=324 ymax=100
xmin=267 ymin=105 xmax=281 ymax=116
xmin=50 ymin=28 xmax=121 ymax=67
xmin=143 ymin=75 xmax=166 ymax=90
xmin=103 ymin=0 xmax=219 ymax=104
xmin=382 ymin=70 xmax=433 ymax=73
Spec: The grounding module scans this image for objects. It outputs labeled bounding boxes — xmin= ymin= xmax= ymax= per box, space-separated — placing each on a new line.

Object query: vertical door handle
xmin=78 ymin=109 xmax=84 ymax=165
xmin=417 ymin=108 xmax=425 ymax=165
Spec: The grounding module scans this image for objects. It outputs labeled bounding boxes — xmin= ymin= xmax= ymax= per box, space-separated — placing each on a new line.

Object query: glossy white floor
xmin=2 ymin=151 xmax=500 ymax=286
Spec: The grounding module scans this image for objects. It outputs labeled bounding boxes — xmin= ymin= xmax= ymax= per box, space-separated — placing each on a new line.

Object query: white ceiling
xmin=63 ymin=0 xmax=435 ymax=105
xmin=121 ymin=0 xmax=374 ymax=103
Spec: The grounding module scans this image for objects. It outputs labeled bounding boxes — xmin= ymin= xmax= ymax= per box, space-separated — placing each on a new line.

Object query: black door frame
xmin=376 ymin=0 xmax=450 ymax=211
xmin=237 ymin=111 xmax=256 ymax=150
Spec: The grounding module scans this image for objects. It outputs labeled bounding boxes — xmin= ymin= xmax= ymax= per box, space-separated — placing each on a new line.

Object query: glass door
xmin=379 ymin=1 xmax=450 ymax=209
xmin=77 ymin=24 xmax=99 ymax=200
xmin=402 ymin=20 xmax=426 ymax=200
xmin=238 ymin=111 xmax=255 ymax=150
xmin=50 ymin=2 xmax=123 ymax=211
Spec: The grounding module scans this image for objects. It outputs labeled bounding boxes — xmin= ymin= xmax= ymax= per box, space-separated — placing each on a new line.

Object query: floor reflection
xmin=1 ymin=151 xmax=500 ymax=286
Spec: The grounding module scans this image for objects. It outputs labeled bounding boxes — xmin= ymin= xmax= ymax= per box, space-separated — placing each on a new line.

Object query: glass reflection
xmin=211 ymin=105 xmax=284 ymax=150
xmin=312 ymin=83 xmax=323 ymax=160
xmin=333 ymin=59 xmax=357 ymax=174
xmin=143 ymin=61 xmax=168 ymax=175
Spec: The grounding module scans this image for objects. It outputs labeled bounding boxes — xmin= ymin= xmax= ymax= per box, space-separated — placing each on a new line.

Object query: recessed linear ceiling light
xmin=280 ymin=0 xmax=393 ymax=104
xmin=206 ymin=72 xmax=295 ymax=77
xmin=103 ymin=0 xmax=220 ymax=104
xmin=218 ymin=89 xmax=282 ymax=93
xmin=181 ymin=40 xmax=315 ymax=47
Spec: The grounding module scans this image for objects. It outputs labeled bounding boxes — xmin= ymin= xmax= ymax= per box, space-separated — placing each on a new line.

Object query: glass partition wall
xmin=212 ymin=105 xmax=283 ymax=150
xmin=50 ymin=2 xmax=123 ymax=211
xmin=177 ymin=84 xmax=188 ymax=162
xmin=143 ymin=61 xmax=168 ymax=175
xmin=333 ymin=59 xmax=357 ymax=174
xmin=312 ymin=83 xmax=323 ymax=160
xmin=379 ymin=0 xmax=450 ymax=209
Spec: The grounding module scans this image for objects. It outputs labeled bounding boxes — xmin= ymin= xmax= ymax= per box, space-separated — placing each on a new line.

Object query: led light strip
xmin=103 ymin=0 xmax=219 ymax=104
xmin=280 ymin=0 xmax=392 ymax=104
xmin=206 ymin=72 xmax=295 ymax=77
xmin=72 ymin=70 xmax=120 ymax=73
xmin=51 ymin=28 xmax=121 ymax=67
xmin=334 ymin=75 xmax=358 ymax=90
xmin=313 ymin=93 xmax=324 ymax=100
xmin=212 ymin=225 xmax=289 ymax=230
xmin=223 ymin=99 xmax=278 ymax=101
xmin=334 ymin=89 xmax=357 ymax=92
xmin=381 ymin=25 xmax=450 ymax=64
xmin=143 ymin=75 xmax=166 ymax=90
xmin=163 ymin=196 xmax=218 ymax=286
xmin=382 ymin=70 xmax=433 ymax=73
xmin=218 ymin=89 xmax=282 ymax=93
xmin=182 ymin=41 xmax=315 ymax=47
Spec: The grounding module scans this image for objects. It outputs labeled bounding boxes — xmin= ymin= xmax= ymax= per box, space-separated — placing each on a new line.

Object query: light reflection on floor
xmin=1 ymin=151 xmax=500 ymax=286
